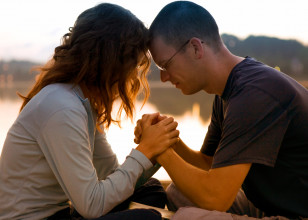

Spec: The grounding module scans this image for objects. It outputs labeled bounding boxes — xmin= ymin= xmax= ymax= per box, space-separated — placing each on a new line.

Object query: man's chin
xmin=179 ymin=87 xmax=200 ymax=95
xmin=180 ymin=88 xmax=192 ymax=95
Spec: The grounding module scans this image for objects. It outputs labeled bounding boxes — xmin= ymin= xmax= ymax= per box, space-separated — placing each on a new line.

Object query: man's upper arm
xmin=204 ymin=163 xmax=252 ymax=211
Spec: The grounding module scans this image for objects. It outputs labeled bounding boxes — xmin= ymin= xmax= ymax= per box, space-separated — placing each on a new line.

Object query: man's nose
xmin=160 ymin=70 xmax=170 ymax=82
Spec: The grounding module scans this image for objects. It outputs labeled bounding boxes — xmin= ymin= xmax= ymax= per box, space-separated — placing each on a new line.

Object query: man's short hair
xmin=150 ymin=1 xmax=222 ymax=51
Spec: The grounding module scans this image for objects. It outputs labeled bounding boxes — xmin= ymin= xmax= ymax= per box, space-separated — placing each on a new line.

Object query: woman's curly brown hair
xmin=19 ymin=3 xmax=151 ymax=129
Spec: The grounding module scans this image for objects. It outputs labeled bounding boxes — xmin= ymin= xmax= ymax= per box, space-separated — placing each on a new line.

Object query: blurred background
xmin=1 ymin=0 xmax=308 ymax=180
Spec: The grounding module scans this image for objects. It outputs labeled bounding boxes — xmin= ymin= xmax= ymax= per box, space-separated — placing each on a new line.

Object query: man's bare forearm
xmin=156 ymin=148 xmax=251 ymax=212
xmin=173 ymin=139 xmax=213 ymax=170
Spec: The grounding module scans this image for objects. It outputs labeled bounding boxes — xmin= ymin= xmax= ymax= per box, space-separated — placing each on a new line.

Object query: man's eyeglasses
xmin=155 ymin=40 xmax=190 ymax=71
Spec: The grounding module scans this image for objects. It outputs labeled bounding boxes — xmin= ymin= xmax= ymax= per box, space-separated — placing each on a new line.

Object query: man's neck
xmin=209 ymin=48 xmax=244 ymax=96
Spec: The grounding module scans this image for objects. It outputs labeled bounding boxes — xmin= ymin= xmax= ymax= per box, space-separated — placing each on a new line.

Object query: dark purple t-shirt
xmin=201 ymin=57 xmax=308 ymax=218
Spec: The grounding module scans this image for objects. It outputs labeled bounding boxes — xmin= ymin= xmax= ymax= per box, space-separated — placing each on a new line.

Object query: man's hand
xmin=135 ymin=114 xmax=179 ymax=161
xmin=134 ymin=113 xmax=167 ymax=144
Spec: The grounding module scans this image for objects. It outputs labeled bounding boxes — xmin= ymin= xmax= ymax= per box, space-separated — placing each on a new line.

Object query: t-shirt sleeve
xmin=201 ymin=96 xmax=223 ymax=156
xmin=211 ymin=87 xmax=291 ymax=169
xmin=37 ymin=108 xmax=152 ymax=219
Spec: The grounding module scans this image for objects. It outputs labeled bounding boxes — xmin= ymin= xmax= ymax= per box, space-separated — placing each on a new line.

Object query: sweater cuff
xmin=127 ymin=149 xmax=153 ymax=171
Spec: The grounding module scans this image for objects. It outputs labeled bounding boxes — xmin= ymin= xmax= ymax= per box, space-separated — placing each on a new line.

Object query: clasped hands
xmin=134 ymin=112 xmax=179 ymax=164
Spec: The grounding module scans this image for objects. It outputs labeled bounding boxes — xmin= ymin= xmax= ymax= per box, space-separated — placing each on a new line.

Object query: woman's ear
xmin=190 ymin=37 xmax=204 ymax=59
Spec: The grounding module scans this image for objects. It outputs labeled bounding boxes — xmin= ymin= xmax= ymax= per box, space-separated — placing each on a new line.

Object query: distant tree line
xmin=0 ymin=60 xmax=40 ymax=82
xmin=221 ymin=34 xmax=308 ymax=77
xmin=0 ymin=34 xmax=307 ymax=82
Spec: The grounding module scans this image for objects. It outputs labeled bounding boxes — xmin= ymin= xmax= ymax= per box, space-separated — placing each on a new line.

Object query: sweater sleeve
xmin=93 ymin=130 xmax=119 ymax=180
xmin=37 ymin=108 xmax=153 ymax=219
xmin=93 ymin=127 xmax=161 ymax=189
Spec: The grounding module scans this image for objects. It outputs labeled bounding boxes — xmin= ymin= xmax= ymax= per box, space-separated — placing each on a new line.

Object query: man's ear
xmin=190 ymin=37 xmax=204 ymax=59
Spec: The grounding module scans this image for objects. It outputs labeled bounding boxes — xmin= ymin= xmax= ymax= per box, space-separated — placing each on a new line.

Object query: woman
xmin=0 ymin=3 xmax=179 ymax=220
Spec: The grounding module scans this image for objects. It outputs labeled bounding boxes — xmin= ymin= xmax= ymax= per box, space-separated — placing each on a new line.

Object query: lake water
xmin=0 ymin=96 xmax=210 ymax=181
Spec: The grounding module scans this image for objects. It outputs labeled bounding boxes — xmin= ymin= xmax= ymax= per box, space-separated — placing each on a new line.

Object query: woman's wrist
xmin=135 ymin=144 xmax=153 ymax=162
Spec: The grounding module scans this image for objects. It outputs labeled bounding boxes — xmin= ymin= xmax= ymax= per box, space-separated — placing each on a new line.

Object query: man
xmin=135 ymin=1 xmax=308 ymax=219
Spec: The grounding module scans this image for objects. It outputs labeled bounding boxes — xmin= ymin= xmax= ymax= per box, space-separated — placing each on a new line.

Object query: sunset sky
xmin=0 ymin=0 xmax=307 ymax=63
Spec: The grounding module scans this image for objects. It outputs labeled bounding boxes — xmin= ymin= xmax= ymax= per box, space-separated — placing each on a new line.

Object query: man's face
xmin=149 ymin=37 xmax=204 ymax=95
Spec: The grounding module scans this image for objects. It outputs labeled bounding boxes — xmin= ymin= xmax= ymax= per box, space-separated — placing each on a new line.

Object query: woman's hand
xmin=134 ymin=113 xmax=167 ymax=144
xmin=135 ymin=113 xmax=179 ymax=161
